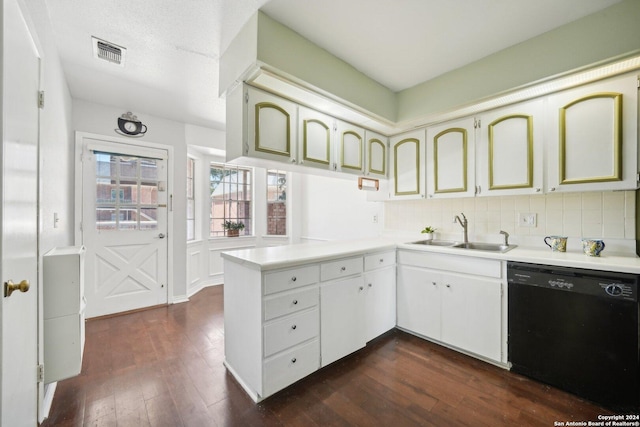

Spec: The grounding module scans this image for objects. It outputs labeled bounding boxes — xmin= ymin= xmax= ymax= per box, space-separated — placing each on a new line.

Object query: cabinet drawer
xmin=364 ymin=251 xmax=396 ymax=271
xmin=264 ymin=308 xmax=319 ymax=357
xmin=397 ymin=250 xmax=502 ymax=278
xmin=320 ymin=257 xmax=363 ymax=282
xmin=264 ymin=287 xmax=318 ymax=321
xmin=263 ymin=339 xmax=319 ymax=397
xmin=264 ymin=265 xmax=319 ymax=295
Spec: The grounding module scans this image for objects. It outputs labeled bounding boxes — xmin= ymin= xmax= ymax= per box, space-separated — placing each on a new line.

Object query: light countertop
xmin=221 ymin=237 xmax=640 ymax=274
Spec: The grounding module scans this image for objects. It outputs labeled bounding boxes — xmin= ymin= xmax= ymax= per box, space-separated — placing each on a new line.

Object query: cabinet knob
xmin=341 ymin=266 xmax=346 ymax=271
xmin=446 ymin=284 xmax=451 ymax=288
xmin=379 ymin=258 xmax=384 ymax=263
xmin=535 ymin=188 xmax=541 ymax=193
xmin=432 ymin=282 xmax=436 ymax=286
xmin=291 ymin=325 xmax=297 ymax=330
xmin=291 ymin=358 xmax=297 ymax=364
xmin=4 ymin=279 xmax=30 ymax=297
xmin=359 ymin=286 xmax=364 ymax=291
xmin=290 ymin=158 xmax=296 ymax=163
xmin=292 ymin=299 xmax=298 ymax=305
xmin=291 ymin=276 xmax=297 ymax=282
xmin=549 ymin=187 xmax=556 ymax=192
xmin=368 ymin=283 xmax=372 ymax=288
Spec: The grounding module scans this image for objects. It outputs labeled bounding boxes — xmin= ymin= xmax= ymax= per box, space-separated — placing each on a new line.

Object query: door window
xmin=95 ymin=152 xmax=159 ymax=231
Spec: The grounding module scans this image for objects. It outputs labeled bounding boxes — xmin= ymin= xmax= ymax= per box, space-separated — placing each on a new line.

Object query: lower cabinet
xmin=320 ymin=276 xmax=366 ymax=367
xmin=364 ymin=265 xmax=396 ymax=341
xmin=397 ymin=252 xmax=504 ymax=363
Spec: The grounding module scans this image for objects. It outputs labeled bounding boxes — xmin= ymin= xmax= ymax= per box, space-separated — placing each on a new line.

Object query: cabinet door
xmin=320 ymin=276 xmax=366 ymax=367
xmin=396 ymin=266 xmax=441 ymax=340
xmin=546 ymin=73 xmax=638 ymax=193
xmin=247 ymin=87 xmax=297 ymax=164
xmin=336 ymin=120 xmax=364 ymax=174
xmin=365 ymin=130 xmax=388 ymax=178
xmin=426 ymin=117 xmax=475 ymax=198
xmin=477 ymin=99 xmax=544 ymax=196
xmin=298 ymin=107 xmax=333 ymax=170
xmin=390 ymin=130 xmax=426 ymax=199
xmin=364 ymin=267 xmax=396 ymax=342
xmin=441 ymin=273 xmax=502 ymax=361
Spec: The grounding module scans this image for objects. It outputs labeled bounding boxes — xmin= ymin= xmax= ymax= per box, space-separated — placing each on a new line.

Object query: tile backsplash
xmin=384 ymin=191 xmax=635 ymax=250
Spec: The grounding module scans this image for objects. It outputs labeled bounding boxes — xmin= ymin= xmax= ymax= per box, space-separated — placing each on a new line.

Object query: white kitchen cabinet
xmin=365 ymin=130 xmax=388 ymax=178
xmin=335 ymin=120 xmax=365 ymax=174
xmin=247 ymin=86 xmax=298 ymax=164
xmin=546 ymin=73 xmax=639 ymax=193
xmin=426 ymin=116 xmax=476 ymax=198
xmin=396 ymin=250 xmax=504 ymax=363
xmin=363 ymin=251 xmax=396 ymax=341
xmin=43 ymin=246 xmax=86 ymax=384
xmin=476 ymin=98 xmax=544 ymax=196
xmin=397 ymin=265 xmax=441 ymax=340
xmin=298 ymin=106 xmax=334 ymax=170
xmin=320 ymin=275 xmax=366 ymax=367
xmin=390 ymin=129 xmax=426 ymax=199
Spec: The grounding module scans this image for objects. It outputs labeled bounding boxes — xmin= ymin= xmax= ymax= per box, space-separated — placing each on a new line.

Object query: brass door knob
xmin=4 ymin=279 xmax=30 ymax=297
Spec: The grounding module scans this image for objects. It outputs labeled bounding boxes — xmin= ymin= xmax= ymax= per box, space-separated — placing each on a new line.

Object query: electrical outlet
xmin=518 ymin=212 xmax=537 ymax=227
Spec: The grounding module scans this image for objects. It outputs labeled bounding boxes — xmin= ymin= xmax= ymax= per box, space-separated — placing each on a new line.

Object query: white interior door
xmin=81 ymin=140 xmax=168 ymax=318
xmin=1 ymin=0 xmax=41 ymax=424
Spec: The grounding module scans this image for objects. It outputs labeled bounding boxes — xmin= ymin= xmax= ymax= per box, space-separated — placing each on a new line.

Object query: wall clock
xmin=116 ymin=112 xmax=147 ymax=137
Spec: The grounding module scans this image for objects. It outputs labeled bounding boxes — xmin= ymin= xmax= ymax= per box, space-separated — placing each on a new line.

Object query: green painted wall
xmin=397 ymin=0 xmax=640 ymax=123
xmin=256 ymin=12 xmax=397 ymax=122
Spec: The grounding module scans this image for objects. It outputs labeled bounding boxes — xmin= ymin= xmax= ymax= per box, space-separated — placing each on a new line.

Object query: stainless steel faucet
xmin=500 ymin=230 xmax=510 ymax=246
xmin=454 ymin=213 xmax=468 ymax=243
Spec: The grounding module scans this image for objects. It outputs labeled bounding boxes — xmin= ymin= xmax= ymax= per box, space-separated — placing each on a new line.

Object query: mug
xmin=582 ymin=239 xmax=605 ymax=257
xmin=544 ymin=236 xmax=567 ymax=252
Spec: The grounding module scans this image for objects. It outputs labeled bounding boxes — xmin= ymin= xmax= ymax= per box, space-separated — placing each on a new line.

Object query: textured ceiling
xmin=45 ymin=0 xmax=622 ymax=130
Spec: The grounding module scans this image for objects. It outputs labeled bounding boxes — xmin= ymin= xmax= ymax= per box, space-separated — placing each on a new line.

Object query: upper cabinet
xmin=390 ymin=129 xmax=425 ymax=199
xmin=426 ymin=117 xmax=476 ymax=198
xmin=476 ymin=98 xmax=544 ymax=196
xmin=247 ymin=87 xmax=297 ymax=164
xmin=546 ymin=74 xmax=639 ymax=193
xmin=335 ymin=121 xmax=364 ymax=174
xmin=298 ymin=106 xmax=334 ymax=170
xmin=364 ymin=130 xmax=388 ymax=178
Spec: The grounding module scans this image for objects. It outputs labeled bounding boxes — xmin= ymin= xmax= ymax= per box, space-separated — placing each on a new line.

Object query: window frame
xmin=209 ymin=162 xmax=253 ymax=238
xmin=266 ymin=169 xmax=288 ymax=236
xmin=186 ymin=156 xmax=196 ymax=241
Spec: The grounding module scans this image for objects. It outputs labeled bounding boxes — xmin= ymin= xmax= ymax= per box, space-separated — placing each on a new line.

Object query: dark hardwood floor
xmin=43 ymin=285 xmax=611 ymax=426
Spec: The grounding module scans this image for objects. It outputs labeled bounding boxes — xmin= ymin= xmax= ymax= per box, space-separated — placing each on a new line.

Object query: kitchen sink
xmin=452 ymin=242 xmax=516 ymax=253
xmin=411 ymin=239 xmax=457 ymax=247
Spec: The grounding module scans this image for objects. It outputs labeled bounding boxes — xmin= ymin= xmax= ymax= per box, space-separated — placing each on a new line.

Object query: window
xmin=95 ymin=152 xmax=159 ymax=231
xmin=210 ymin=163 xmax=252 ymax=237
xmin=186 ymin=157 xmax=195 ymax=241
xmin=266 ymin=170 xmax=287 ymax=235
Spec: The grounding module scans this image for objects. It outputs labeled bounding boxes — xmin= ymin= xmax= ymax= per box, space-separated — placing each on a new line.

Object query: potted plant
xmin=223 ymin=220 xmax=245 ymax=237
xmin=420 ymin=226 xmax=437 ymax=240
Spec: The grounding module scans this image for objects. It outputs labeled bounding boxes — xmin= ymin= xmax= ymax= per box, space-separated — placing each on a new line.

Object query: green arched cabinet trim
xmin=559 ymin=92 xmax=623 ymax=184
xmin=433 ymin=128 xmax=467 ymax=194
xmin=368 ymin=138 xmax=386 ymax=175
xmin=255 ymin=102 xmax=291 ymax=157
xmin=341 ymin=130 xmax=363 ymax=170
xmin=394 ymin=138 xmax=420 ymax=196
xmin=488 ymin=114 xmax=534 ymax=190
xmin=303 ymin=118 xmax=331 ymax=165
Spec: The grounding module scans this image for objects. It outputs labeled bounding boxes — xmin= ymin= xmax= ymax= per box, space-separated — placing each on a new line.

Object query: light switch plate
xmin=518 ymin=212 xmax=537 ymax=227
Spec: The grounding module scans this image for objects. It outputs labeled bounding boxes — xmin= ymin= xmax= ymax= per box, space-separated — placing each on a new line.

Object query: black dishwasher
xmin=508 ymin=261 xmax=639 ymax=412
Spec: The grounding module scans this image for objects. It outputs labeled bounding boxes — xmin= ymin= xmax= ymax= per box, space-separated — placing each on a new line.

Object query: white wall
xmin=72 ymin=99 xmax=189 ymax=300
xmin=296 ymin=173 xmax=384 ymax=241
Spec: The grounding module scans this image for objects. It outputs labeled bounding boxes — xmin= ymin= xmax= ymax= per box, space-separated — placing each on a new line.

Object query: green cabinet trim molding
xmin=368 ymin=138 xmax=386 ymax=175
xmin=559 ymin=92 xmax=623 ymax=185
xmin=302 ymin=118 xmax=331 ymax=165
xmin=434 ymin=128 xmax=467 ymax=194
xmin=394 ymin=138 xmax=421 ymax=196
xmin=255 ymin=102 xmax=291 ymax=157
xmin=488 ymin=114 xmax=534 ymax=190
xmin=340 ymin=130 xmax=363 ymax=170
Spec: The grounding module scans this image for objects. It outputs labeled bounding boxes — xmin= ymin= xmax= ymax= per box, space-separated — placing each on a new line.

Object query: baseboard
xmin=42 ymin=382 xmax=57 ymax=421
xmin=172 ymin=295 xmax=190 ymax=304
xmin=187 ymin=280 xmax=223 ymax=298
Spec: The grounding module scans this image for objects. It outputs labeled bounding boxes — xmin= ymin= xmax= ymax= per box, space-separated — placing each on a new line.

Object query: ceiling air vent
xmin=92 ymin=36 xmax=126 ymax=66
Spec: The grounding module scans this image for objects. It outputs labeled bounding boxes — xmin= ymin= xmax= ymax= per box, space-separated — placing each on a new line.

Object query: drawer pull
xmin=292 ymin=299 xmax=298 ymax=305
xmin=291 ymin=324 xmax=297 ymax=330
xmin=341 ymin=266 xmax=346 ymax=271
xmin=291 ymin=276 xmax=297 ymax=282
xmin=291 ymin=358 xmax=297 ymax=364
